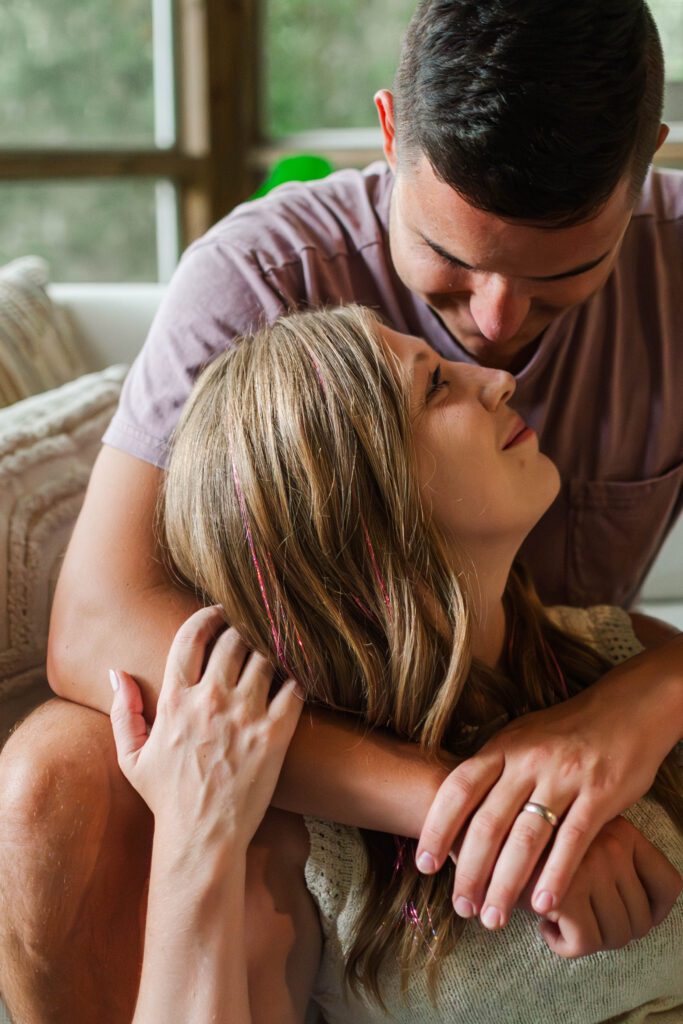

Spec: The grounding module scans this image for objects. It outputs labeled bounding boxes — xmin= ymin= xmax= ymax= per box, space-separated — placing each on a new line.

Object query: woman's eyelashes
xmin=426 ymin=364 xmax=450 ymax=401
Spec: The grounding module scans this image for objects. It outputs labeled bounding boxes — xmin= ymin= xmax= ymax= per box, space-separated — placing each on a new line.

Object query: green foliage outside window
xmin=264 ymin=0 xmax=416 ymax=135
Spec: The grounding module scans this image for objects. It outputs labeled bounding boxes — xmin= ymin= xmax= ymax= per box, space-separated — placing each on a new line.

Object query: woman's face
xmin=378 ymin=324 xmax=561 ymax=559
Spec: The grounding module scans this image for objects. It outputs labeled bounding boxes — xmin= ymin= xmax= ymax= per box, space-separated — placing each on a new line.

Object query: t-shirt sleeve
xmin=102 ymin=239 xmax=290 ymax=468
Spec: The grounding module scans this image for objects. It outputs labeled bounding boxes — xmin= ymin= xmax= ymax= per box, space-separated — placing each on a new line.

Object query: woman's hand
xmin=416 ymin=655 xmax=680 ymax=929
xmin=523 ymin=816 xmax=682 ymax=957
xmin=109 ymin=605 xmax=304 ymax=852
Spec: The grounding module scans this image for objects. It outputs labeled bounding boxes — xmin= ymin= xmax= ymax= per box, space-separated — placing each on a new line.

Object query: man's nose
xmin=469 ymin=275 xmax=531 ymax=344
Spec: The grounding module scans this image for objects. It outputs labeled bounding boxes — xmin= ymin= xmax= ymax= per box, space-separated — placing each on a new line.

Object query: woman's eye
xmin=426 ymin=364 xmax=449 ymax=401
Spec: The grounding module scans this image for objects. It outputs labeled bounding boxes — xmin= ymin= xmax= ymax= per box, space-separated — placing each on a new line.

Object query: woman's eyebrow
xmin=408 ymin=350 xmax=430 ymax=390
xmin=420 ymin=233 xmax=610 ymax=281
xmin=406 ymin=349 xmax=431 ymax=414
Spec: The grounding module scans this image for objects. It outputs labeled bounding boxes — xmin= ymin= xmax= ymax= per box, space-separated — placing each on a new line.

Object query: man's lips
xmin=503 ymin=417 xmax=531 ymax=449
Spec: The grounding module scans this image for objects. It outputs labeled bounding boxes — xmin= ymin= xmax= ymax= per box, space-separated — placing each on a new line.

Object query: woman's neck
xmin=464 ymin=549 xmax=513 ymax=670
xmin=471 ymin=595 xmax=507 ymax=670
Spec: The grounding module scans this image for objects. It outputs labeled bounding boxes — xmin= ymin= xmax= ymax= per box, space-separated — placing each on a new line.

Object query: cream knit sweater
xmin=304 ymin=605 xmax=683 ymax=1024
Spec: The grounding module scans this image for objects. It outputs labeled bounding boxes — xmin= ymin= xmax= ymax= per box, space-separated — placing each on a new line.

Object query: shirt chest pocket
xmin=567 ymin=460 xmax=683 ymax=607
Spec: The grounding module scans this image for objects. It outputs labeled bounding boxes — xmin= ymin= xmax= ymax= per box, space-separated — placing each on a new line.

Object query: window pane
xmin=265 ymin=1 xmax=683 ymax=137
xmin=265 ymin=0 xmax=416 ymax=136
xmin=649 ymin=1 xmax=683 ymax=121
xmin=0 ymin=0 xmax=156 ymax=147
xmin=0 ymin=179 xmax=171 ymax=282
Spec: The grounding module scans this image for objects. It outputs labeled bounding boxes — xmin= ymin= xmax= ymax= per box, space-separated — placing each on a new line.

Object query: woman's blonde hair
xmin=162 ymin=305 xmax=682 ymax=1007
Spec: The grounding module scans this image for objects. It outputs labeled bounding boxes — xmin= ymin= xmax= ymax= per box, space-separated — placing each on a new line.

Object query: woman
xmin=111 ymin=306 xmax=682 ymax=1022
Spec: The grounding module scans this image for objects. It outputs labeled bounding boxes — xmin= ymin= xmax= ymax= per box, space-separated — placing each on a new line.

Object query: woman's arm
xmin=109 ymin=607 xmax=306 ymax=1024
xmin=134 ymin=833 xmax=251 ymax=1023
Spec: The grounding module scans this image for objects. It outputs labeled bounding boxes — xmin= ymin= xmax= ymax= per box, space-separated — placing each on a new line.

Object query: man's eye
xmin=426 ymin=364 xmax=449 ymax=400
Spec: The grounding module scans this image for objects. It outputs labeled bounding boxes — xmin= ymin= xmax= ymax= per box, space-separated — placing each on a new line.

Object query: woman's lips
xmin=504 ymin=425 xmax=535 ymax=449
xmin=503 ymin=416 xmax=535 ymax=449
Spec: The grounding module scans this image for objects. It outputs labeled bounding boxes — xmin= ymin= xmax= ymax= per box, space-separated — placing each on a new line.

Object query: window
xmin=1 ymin=1 xmax=681 ymax=284
xmin=0 ymin=0 xmax=260 ymax=282
xmin=650 ymin=0 xmax=683 ymax=128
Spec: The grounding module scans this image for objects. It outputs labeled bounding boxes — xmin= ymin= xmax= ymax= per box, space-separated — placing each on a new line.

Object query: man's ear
xmin=655 ymin=123 xmax=670 ymax=151
xmin=374 ymin=90 xmax=398 ymax=172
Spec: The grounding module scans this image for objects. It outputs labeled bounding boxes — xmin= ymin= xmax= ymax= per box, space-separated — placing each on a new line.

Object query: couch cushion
xmin=0 ymin=257 xmax=89 ymax=407
xmin=0 ymin=365 xmax=127 ymax=747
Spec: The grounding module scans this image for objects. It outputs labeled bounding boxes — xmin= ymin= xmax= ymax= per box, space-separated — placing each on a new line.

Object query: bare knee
xmin=0 ymin=699 xmax=151 ymax=1022
xmin=0 ymin=698 xmax=113 ymax=833
xmin=0 ymin=697 xmax=151 ymax=949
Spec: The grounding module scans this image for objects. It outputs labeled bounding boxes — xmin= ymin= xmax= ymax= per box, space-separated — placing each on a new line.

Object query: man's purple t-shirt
xmin=103 ymin=162 xmax=683 ymax=609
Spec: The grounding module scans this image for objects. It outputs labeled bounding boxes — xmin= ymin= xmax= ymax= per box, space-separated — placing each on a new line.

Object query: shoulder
xmin=632 ymin=167 xmax=683 ymax=225
xmin=302 ymin=817 xmax=368 ymax=936
xmin=618 ymin=168 xmax=683 ymax=284
xmin=546 ymin=604 xmax=644 ymax=665
xmin=191 ymin=162 xmax=393 ymax=274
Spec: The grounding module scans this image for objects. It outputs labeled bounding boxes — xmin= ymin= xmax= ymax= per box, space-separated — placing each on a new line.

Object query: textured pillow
xmin=0 ymin=364 xmax=127 ymax=746
xmin=0 ymin=256 xmax=89 ymax=407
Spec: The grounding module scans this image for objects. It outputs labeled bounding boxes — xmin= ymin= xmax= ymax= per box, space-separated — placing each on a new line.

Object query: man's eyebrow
xmin=420 ymin=234 xmax=610 ymax=282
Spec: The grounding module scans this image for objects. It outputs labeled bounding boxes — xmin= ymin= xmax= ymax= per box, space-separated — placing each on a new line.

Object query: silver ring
xmin=522 ymin=801 xmax=559 ymax=828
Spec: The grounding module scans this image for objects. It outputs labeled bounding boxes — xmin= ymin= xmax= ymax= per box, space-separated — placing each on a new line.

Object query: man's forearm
xmin=273 ymin=705 xmax=454 ymax=837
xmin=47 ymin=581 xmax=200 ymax=718
xmin=594 ymin=632 xmax=683 ymax=755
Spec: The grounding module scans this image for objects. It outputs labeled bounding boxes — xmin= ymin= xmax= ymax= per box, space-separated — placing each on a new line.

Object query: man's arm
xmin=48 ymin=445 xmax=198 ymax=718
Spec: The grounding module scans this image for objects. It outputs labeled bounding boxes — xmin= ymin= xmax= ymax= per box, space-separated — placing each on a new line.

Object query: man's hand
xmin=416 ymin=641 xmax=683 ymax=929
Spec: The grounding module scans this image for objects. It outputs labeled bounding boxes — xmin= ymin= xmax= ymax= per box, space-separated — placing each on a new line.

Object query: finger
xmin=202 ymin=625 xmax=251 ymax=688
xmin=531 ymin=795 xmax=604 ymax=914
xmin=238 ymin=650 xmax=279 ymax=711
xmin=451 ymin=779 xmax=536 ymax=923
xmin=539 ymin=894 xmax=602 ymax=958
xmin=632 ymin=830 xmax=683 ymax=927
xmin=109 ymin=669 xmax=149 ymax=774
xmin=163 ymin=605 xmax=226 ymax=692
xmin=481 ymin=792 xmax=570 ymax=928
xmin=589 ymin=883 xmax=633 ymax=950
xmin=268 ymin=678 xmax=305 ymax=744
xmin=615 ymin=868 xmax=653 ymax=942
xmin=269 ymin=678 xmax=305 ymax=721
xmin=416 ymin=753 xmax=504 ymax=876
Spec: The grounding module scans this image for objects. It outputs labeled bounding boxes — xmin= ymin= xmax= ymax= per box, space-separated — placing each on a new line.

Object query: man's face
xmin=389 ymin=154 xmax=635 ymax=370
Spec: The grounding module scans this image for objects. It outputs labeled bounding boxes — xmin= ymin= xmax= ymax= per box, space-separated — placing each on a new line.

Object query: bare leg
xmin=0 ymin=698 xmax=153 ymax=1024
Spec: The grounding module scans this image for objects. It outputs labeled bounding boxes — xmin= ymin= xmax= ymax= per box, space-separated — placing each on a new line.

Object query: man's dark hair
xmin=394 ymin=0 xmax=665 ymax=224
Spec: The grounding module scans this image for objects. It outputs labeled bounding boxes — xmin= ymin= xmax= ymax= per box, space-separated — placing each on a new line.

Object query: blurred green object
xmin=252 ymin=154 xmax=335 ymax=199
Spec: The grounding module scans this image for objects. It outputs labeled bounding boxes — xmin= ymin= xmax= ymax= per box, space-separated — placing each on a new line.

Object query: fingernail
xmin=482 ymin=906 xmax=501 ymax=930
xmin=534 ymin=890 xmax=555 ymax=914
xmin=108 ymin=669 xmax=120 ymax=693
xmin=454 ymin=897 xmax=475 ymax=919
xmin=416 ymin=851 xmax=437 ymax=874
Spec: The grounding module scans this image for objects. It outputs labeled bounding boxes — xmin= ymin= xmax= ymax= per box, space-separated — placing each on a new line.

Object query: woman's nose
xmin=477 ymin=367 xmax=517 ymax=411
xmin=469 ymin=275 xmax=531 ymax=344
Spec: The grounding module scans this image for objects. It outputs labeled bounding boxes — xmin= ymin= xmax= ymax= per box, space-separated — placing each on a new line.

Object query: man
xmin=1 ymin=2 xmax=681 ymax=1020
